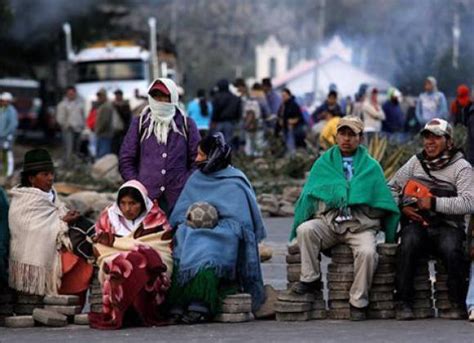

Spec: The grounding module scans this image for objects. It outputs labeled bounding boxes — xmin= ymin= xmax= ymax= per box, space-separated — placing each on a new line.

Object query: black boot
xmin=290 ymin=280 xmax=321 ymax=295
xmin=350 ymin=304 xmax=367 ymax=321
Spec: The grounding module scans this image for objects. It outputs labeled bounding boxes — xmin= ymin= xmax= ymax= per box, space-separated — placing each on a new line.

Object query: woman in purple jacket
xmin=119 ymin=78 xmax=200 ymax=214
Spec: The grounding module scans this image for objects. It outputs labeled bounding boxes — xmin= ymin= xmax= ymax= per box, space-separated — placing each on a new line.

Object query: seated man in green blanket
xmin=290 ymin=116 xmax=399 ymax=321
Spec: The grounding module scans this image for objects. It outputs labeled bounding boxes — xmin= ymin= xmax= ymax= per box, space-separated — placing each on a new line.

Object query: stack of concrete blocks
xmin=279 ymin=242 xmax=326 ymax=321
xmin=44 ymin=295 xmax=83 ymax=324
xmin=433 ymin=260 xmax=465 ymax=319
xmin=214 ymin=294 xmax=254 ymax=323
xmin=275 ymin=290 xmax=326 ymax=321
xmin=88 ymin=266 xmax=103 ymax=314
xmin=327 ymin=244 xmax=354 ymax=320
xmin=412 ymin=259 xmax=435 ymax=319
xmin=285 ymin=242 xmax=301 ymax=290
xmin=0 ymin=287 xmax=15 ymax=326
xmin=368 ymin=244 xmax=397 ymax=319
xmin=13 ymin=293 xmax=44 ymax=316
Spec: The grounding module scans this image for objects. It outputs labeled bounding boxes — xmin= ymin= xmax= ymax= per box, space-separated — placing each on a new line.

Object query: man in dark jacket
xmin=211 ymin=79 xmax=241 ymax=148
xmin=382 ymin=88 xmax=405 ymax=142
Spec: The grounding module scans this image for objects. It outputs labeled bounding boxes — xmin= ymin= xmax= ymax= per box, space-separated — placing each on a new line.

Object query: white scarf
xmin=140 ymin=78 xmax=185 ymax=144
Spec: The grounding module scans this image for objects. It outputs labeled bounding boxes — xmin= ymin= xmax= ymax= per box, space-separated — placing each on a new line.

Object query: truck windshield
xmin=77 ymin=60 xmax=145 ymax=82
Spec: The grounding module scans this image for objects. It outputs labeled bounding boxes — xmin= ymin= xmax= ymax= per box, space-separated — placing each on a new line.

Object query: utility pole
xmin=452 ymin=5 xmax=461 ymax=69
xmin=313 ymin=0 xmax=326 ymax=104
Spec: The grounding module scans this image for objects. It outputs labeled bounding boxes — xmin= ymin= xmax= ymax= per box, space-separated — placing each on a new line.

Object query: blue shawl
xmin=169 ymin=167 xmax=266 ymax=310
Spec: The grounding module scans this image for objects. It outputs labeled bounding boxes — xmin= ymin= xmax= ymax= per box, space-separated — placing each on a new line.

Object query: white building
xmin=255 ymin=36 xmax=391 ymax=103
xmin=255 ymin=35 xmax=289 ymax=81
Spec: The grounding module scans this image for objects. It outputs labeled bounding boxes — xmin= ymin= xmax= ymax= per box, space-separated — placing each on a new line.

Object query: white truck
xmin=63 ymin=18 xmax=174 ymax=115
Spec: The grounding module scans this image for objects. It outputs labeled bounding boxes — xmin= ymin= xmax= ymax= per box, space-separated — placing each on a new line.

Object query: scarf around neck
xmin=417 ymin=148 xmax=462 ymax=171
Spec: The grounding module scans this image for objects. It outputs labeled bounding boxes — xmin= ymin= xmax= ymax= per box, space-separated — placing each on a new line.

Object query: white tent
xmin=273 ymin=56 xmax=391 ymax=102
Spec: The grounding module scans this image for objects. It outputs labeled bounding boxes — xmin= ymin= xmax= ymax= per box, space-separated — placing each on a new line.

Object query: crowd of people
xmin=0 ymin=76 xmax=473 ymax=330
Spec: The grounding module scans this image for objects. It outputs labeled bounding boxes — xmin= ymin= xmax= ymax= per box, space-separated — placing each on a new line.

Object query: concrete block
xmin=435 ymin=299 xmax=452 ymax=310
xmin=327 ymin=273 xmax=354 ymax=283
xmin=438 ymin=309 xmax=465 ymax=319
xmin=368 ymin=301 xmax=395 ymax=311
xmin=0 ymin=304 xmax=14 ymax=315
xmin=375 ymin=264 xmax=396 ymax=274
xmin=312 ymin=299 xmax=326 ymax=310
xmin=370 ymin=285 xmax=394 ymax=292
xmin=413 ymin=308 xmax=435 ymax=319
xmin=376 ymin=243 xmax=398 ymax=256
xmin=287 ymin=271 xmax=300 ymax=282
xmin=368 ymin=310 xmax=395 ymax=319
xmin=0 ymin=292 xmax=15 ymax=304
xmin=32 ymin=308 xmax=68 ymax=327
xmin=44 ymin=305 xmax=82 ymax=316
xmin=331 ymin=244 xmax=352 ymax=255
xmin=414 ymin=290 xmax=433 ymax=299
xmin=378 ymin=255 xmax=396 ymax=265
xmin=434 ymin=282 xmax=448 ymax=292
xmin=16 ymin=294 xmax=44 ymax=305
xmin=328 ymin=308 xmax=350 ymax=320
xmin=275 ymin=301 xmax=311 ymax=313
xmin=275 ymin=311 xmax=311 ymax=321
xmin=14 ymin=304 xmax=42 ymax=315
xmin=413 ymin=299 xmax=433 ymax=309
xmin=74 ymin=313 xmax=89 ymax=325
xmin=331 ymin=255 xmax=354 ymax=264
xmin=328 ymin=290 xmax=350 ymax=301
xmin=372 ymin=273 xmax=396 ymax=285
xmin=328 ymin=300 xmax=350 ymax=309
xmin=434 ymin=291 xmax=449 ymax=300
xmin=287 ymin=264 xmax=301 ymax=274
xmin=328 ymin=282 xmax=352 ymax=291
xmin=369 ymin=292 xmax=394 ymax=302
xmin=214 ymin=312 xmax=254 ymax=323
xmin=328 ymin=263 xmax=354 ymax=274
xmin=222 ymin=293 xmax=251 ymax=303
xmin=286 ymin=254 xmax=301 ymax=264
xmin=278 ymin=291 xmax=315 ymax=303
xmin=90 ymin=304 xmax=103 ymax=313
xmin=311 ymin=309 xmax=327 ymax=320
xmin=221 ymin=303 xmax=252 ymax=314
xmin=4 ymin=315 xmax=35 ymax=328
xmin=287 ymin=244 xmax=300 ymax=255
xmin=414 ymin=281 xmax=432 ymax=291
xmin=88 ymin=295 xmax=103 ymax=305
xmin=44 ymin=295 xmax=80 ymax=306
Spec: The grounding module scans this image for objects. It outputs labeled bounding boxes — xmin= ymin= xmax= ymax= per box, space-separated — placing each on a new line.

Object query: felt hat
xmin=22 ymin=148 xmax=54 ymax=173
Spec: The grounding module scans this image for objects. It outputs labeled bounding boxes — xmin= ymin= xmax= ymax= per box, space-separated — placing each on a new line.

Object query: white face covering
xmin=140 ymin=78 xmax=185 ymax=145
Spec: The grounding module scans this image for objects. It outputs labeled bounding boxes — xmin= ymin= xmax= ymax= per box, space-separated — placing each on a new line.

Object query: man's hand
xmin=62 ymin=210 xmax=81 ymax=225
xmin=402 ymin=206 xmax=425 ymax=224
xmin=417 ymin=197 xmax=432 ymax=211
xmin=92 ymin=232 xmax=115 ymax=247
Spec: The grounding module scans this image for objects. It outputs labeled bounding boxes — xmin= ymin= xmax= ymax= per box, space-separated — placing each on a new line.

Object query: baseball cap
xmin=420 ymin=118 xmax=453 ymax=137
xmin=337 ymin=116 xmax=364 ymax=135
xmin=149 ymin=81 xmax=170 ymax=95
xmin=0 ymin=92 xmax=13 ymax=101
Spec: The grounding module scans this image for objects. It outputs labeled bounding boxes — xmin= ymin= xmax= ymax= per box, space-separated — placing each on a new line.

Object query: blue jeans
xmin=466 ymin=262 xmax=474 ymax=312
xmin=96 ymin=137 xmax=113 ymax=159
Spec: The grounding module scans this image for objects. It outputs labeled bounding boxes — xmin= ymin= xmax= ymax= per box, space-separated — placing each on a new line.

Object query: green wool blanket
xmin=290 ymin=145 xmax=400 ymax=243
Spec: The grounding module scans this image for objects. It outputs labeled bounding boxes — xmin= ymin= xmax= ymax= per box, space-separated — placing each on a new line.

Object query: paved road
xmin=1 ymin=217 xmax=473 ymax=343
